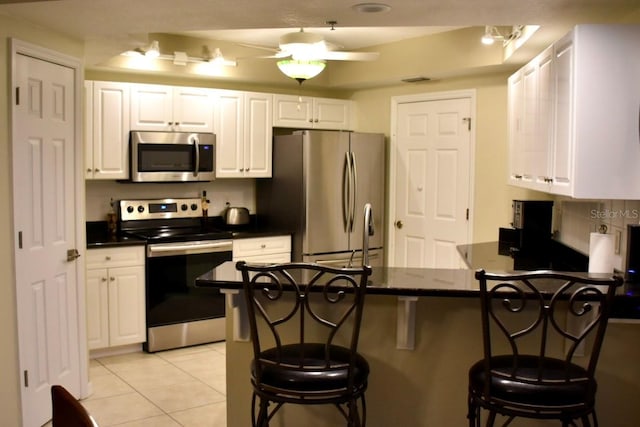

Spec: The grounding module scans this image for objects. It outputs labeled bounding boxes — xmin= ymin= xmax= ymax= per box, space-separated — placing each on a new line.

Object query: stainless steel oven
xmin=119 ymin=198 xmax=232 ymax=352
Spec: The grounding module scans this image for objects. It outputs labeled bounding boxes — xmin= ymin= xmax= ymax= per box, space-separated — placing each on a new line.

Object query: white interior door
xmin=391 ymin=94 xmax=473 ymax=268
xmin=12 ymin=47 xmax=83 ymax=427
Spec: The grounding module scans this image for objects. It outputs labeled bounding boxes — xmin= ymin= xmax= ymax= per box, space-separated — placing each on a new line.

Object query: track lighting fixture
xmin=121 ymin=41 xmax=236 ymax=67
xmin=481 ymin=25 xmax=525 ymax=46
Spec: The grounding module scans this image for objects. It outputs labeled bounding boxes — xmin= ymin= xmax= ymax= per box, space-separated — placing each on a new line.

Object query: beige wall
xmin=0 ymin=14 xmax=84 ymax=426
xmin=351 ymin=75 xmax=550 ymax=244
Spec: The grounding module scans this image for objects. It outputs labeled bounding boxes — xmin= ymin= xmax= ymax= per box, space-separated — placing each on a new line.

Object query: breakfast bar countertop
xmin=196 ymin=260 xmax=640 ymax=319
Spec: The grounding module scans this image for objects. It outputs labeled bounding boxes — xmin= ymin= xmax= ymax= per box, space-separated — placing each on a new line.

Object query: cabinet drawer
xmin=233 ymin=235 xmax=291 ymax=258
xmin=86 ymin=246 xmax=145 ymax=269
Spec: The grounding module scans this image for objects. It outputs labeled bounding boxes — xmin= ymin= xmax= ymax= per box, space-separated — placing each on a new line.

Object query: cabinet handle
xmin=308 ymin=119 xmax=313 ymax=123
xmin=239 ymin=168 xmax=244 ymax=172
xmin=168 ymin=122 xmax=173 ymax=126
xmin=246 ymin=168 xmax=250 ymax=172
xmin=314 ymin=119 xmax=319 ymax=123
xmin=86 ymin=168 xmax=92 ymax=173
xmin=261 ymin=244 xmax=266 ymax=249
xmin=105 ymin=256 xmax=111 ymax=261
xmin=514 ymin=174 xmax=523 ymax=179
xmin=101 ymin=277 xmax=107 ymax=282
xmin=110 ymin=277 xmax=115 ymax=282
xmin=94 ymin=168 xmax=99 ymax=172
xmin=175 ymin=122 xmax=180 ymax=126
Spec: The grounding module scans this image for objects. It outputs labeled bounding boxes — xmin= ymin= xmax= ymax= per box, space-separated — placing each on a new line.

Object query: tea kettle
xmin=224 ymin=203 xmax=250 ymax=225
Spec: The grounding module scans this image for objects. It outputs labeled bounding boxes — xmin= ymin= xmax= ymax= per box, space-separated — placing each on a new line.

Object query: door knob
xmin=66 ymin=249 xmax=81 ymax=262
xmin=394 ymin=220 xmax=403 ymax=229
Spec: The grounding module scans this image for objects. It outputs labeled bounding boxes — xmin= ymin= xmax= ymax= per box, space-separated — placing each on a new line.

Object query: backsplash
xmin=554 ymin=199 xmax=640 ymax=272
xmin=85 ymin=179 xmax=256 ymax=221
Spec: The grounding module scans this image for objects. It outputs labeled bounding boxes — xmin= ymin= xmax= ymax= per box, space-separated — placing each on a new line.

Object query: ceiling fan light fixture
xmin=277 ymin=59 xmax=326 ymax=83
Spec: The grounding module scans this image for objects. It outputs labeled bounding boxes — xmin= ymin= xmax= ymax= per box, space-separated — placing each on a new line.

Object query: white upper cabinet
xmin=273 ymin=94 xmax=353 ymax=130
xmin=85 ymin=81 xmax=130 ymax=180
xmin=508 ymin=24 xmax=640 ymax=199
xmin=130 ymin=83 xmax=215 ymax=132
xmin=214 ymin=90 xmax=273 ymax=178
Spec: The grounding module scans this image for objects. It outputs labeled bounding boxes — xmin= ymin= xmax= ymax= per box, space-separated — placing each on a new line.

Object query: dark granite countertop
xmin=86 ymin=218 xmax=292 ymax=249
xmin=196 ymin=261 xmax=640 ymax=319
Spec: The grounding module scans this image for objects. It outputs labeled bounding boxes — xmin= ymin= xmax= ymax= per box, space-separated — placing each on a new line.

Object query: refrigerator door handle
xmin=349 ymin=151 xmax=357 ymax=232
xmin=343 ymin=151 xmax=352 ymax=232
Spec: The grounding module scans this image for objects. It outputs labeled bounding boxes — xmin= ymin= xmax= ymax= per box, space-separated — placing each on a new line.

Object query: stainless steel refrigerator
xmin=257 ymin=130 xmax=385 ymax=266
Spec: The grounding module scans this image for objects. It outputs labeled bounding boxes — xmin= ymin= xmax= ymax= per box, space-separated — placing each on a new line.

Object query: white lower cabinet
xmin=232 ymin=235 xmax=291 ymax=263
xmin=86 ymin=246 xmax=146 ymax=350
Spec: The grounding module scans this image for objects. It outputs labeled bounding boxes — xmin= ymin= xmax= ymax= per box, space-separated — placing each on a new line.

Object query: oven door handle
xmin=147 ymin=240 xmax=232 ymax=257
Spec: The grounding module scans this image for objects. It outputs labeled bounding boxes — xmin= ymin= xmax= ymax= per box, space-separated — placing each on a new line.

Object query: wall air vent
xmin=401 ymin=76 xmax=431 ymax=83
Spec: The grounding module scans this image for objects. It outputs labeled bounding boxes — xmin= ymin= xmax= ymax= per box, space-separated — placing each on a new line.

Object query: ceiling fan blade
xmin=320 ymin=51 xmax=380 ymax=61
xmin=237 ymin=42 xmax=279 ymax=53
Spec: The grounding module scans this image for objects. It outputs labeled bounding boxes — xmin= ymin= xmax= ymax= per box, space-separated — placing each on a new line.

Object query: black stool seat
xmin=254 ymin=343 xmax=369 ymax=396
xmin=237 ymin=261 xmax=372 ymax=427
xmin=469 ymin=355 xmax=594 ymax=409
xmin=467 ymin=269 xmax=622 ymax=427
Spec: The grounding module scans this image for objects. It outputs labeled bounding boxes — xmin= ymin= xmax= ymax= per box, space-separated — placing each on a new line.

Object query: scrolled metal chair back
xmin=475 ymin=269 xmax=622 ymax=389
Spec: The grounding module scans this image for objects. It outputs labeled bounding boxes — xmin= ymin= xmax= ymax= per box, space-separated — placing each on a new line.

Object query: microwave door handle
xmin=190 ymin=133 xmax=200 ymax=177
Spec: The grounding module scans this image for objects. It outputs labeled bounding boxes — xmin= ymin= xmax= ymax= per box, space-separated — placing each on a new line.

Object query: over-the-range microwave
xmin=129 ymin=131 xmax=215 ymax=182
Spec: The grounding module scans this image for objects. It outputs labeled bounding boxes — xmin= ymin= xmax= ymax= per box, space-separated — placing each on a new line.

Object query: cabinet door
xmin=108 ymin=265 xmax=146 ymax=347
xmin=244 ymin=92 xmax=272 ymax=177
xmin=173 ymin=86 xmax=214 ymax=132
xmin=86 ymin=269 xmax=109 ymax=350
xmin=273 ymin=94 xmax=312 ymax=128
xmin=550 ymin=33 xmax=574 ymax=195
xmin=507 ymin=71 xmax=525 ymax=184
xmin=130 ymin=84 xmax=173 ymax=131
xmin=91 ymin=81 xmax=130 ymax=179
xmin=84 ymin=81 xmax=94 ymax=179
xmin=313 ymin=97 xmax=351 ymax=130
xmin=214 ymin=90 xmax=244 ymax=177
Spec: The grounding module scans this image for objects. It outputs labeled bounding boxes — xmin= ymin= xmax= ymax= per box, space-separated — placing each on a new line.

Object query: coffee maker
xmin=499 ymin=200 xmax=554 ymax=256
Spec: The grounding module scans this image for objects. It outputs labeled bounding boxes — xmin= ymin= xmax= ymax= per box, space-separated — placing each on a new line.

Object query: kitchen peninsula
xmin=197 ymin=262 xmax=640 ymax=427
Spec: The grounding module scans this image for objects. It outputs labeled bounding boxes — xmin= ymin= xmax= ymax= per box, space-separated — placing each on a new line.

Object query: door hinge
xmin=462 ymin=117 xmax=471 ymax=131
xmin=466 ymin=208 xmax=470 ymax=220
xmin=16 ymin=87 xmax=20 ymax=106
xmin=18 ymin=231 xmax=23 ymax=249
xmin=23 ymin=370 xmax=28 ymax=387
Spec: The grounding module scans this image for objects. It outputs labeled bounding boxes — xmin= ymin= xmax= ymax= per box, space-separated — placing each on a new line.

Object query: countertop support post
xmin=221 ymin=289 xmax=249 ymax=342
xmin=397 ymin=296 xmax=418 ymax=350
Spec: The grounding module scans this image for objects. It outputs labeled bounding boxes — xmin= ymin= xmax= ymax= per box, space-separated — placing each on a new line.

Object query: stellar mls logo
xmin=590 ymin=209 xmax=640 ymax=220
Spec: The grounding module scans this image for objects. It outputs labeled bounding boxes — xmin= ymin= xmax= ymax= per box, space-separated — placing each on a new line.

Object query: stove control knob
xmin=137 ymin=205 xmax=145 ymax=213
xmin=181 ymin=204 xmax=188 ymax=211
xmin=126 ymin=206 xmax=134 ymax=213
xmin=191 ymin=204 xmax=198 ymax=211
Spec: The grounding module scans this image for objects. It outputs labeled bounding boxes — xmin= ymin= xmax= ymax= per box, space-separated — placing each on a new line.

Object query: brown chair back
xmin=51 ymin=385 xmax=97 ymax=427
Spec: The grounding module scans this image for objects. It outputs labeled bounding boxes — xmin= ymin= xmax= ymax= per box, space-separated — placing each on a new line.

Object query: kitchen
xmin=2 ymin=1 xmax=640 ymax=426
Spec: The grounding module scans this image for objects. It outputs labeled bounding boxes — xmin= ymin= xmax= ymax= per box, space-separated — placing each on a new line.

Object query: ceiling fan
xmin=243 ymin=28 xmax=380 ymax=83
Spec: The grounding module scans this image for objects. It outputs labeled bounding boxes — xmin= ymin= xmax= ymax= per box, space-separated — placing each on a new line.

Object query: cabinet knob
xmin=168 ymin=121 xmax=173 ymax=126
xmin=246 ymin=168 xmax=250 ymax=172
xmin=308 ymin=119 xmax=313 ymax=123
xmin=261 ymin=244 xmax=266 ymax=249
xmin=95 ymin=168 xmax=100 ymax=172
xmin=239 ymin=168 xmax=244 ymax=172
xmin=101 ymin=277 xmax=107 ymax=282
xmin=110 ymin=277 xmax=115 ymax=282
xmin=314 ymin=119 xmax=319 ymax=123
xmin=86 ymin=168 xmax=92 ymax=173
xmin=174 ymin=122 xmax=180 ymax=126
xmin=105 ymin=256 xmax=111 ymax=261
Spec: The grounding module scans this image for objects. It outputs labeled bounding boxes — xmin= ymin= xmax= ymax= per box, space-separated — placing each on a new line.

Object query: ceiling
xmin=1 ymin=0 xmax=638 ymax=88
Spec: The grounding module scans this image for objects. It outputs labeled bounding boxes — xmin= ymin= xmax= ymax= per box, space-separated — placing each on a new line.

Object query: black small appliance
xmin=499 ymin=200 xmax=554 ymax=257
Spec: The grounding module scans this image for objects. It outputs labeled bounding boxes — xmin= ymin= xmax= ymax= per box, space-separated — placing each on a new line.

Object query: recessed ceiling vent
xmin=401 ymin=76 xmax=431 ymax=83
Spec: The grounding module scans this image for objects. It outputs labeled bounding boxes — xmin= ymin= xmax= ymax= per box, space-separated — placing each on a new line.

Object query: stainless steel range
xmin=118 ymin=197 xmax=232 ymax=352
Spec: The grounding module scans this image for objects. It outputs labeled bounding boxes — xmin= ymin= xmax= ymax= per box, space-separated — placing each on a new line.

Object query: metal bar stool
xmin=468 ymin=269 xmax=623 ymax=427
xmin=237 ymin=261 xmax=372 ymax=427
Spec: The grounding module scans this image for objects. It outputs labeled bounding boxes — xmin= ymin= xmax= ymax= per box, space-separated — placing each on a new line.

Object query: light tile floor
xmin=80 ymin=342 xmax=227 ymax=427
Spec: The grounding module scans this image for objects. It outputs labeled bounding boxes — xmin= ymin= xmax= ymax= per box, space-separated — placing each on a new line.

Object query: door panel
xmin=13 ymin=52 xmax=80 ymax=427
xmin=349 ymin=133 xmax=385 ymax=251
xmin=303 ymin=131 xmax=350 ymax=255
xmin=393 ymin=97 xmax=471 ymax=268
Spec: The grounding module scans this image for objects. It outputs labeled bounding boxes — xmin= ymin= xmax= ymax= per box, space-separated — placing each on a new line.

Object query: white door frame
xmin=10 ymin=38 xmax=89 ymax=402
xmin=388 ymin=89 xmax=477 ymax=266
